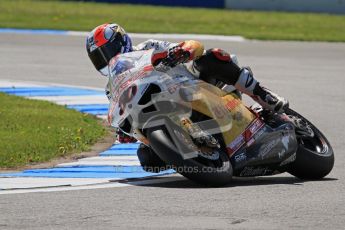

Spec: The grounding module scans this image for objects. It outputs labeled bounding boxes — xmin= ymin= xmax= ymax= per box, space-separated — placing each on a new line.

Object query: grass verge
xmin=0 ymin=0 xmax=344 ymax=42
xmin=0 ymin=92 xmax=108 ymax=169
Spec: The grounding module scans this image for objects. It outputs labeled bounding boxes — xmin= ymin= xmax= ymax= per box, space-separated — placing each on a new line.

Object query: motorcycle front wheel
xmin=146 ymin=122 xmax=233 ymax=187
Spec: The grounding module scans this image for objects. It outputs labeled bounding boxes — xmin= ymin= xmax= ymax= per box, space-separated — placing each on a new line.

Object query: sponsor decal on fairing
xmin=227 ymin=118 xmax=265 ymax=155
xmin=234 ymin=152 xmax=247 ymax=163
xmin=227 ymin=134 xmax=245 ymax=155
xmin=239 ymin=166 xmax=273 ymax=177
xmin=258 ymin=139 xmax=280 ymax=159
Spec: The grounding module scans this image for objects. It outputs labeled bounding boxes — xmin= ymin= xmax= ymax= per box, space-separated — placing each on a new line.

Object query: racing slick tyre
xmin=146 ymin=122 xmax=233 ymax=187
xmin=137 ymin=143 xmax=168 ymax=173
xmin=285 ymin=108 xmax=334 ymax=180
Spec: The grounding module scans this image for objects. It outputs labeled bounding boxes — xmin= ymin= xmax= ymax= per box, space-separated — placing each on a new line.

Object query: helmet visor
xmin=88 ymin=48 xmax=108 ymax=71
xmin=88 ymin=35 xmax=123 ymax=72
xmin=100 ymin=35 xmax=123 ymax=61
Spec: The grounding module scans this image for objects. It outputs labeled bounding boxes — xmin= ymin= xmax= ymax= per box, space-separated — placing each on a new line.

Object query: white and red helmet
xmin=86 ymin=23 xmax=132 ymax=76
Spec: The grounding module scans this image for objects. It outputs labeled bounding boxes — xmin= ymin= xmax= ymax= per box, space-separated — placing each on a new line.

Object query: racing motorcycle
xmin=107 ymin=49 xmax=334 ymax=186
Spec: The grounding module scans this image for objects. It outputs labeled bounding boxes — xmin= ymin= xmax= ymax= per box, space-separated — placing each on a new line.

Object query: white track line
xmin=76 ymin=156 xmax=139 ymax=162
xmin=58 ymin=160 xmax=140 ymax=167
xmin=0 ymin=176 xmax=184 ymax=195
xmin=0 ymin=79 xmax=105 ymax=92
xmin=57 ymin=156 xmax=141 ymax=167
xmin=0 ymin=29 xmax=245 ymax=42
xmin=67 ymin=31 xmax=246 ymax=42
xmin=58 ymin=161 xmax=140 ymax=166
xmin=0 ymin=181 xmax=128 ymax=195
xmin=0 ymin=80 xmax=44 ymax=88
xmin=27 ymin=95 xmax=108 ymax=105
xmin=0 ymin=178 xmax=112 ymax=190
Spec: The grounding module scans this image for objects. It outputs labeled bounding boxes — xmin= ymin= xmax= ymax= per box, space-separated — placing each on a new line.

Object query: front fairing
xmin=106 ymin=50 xmax=198 ymax=133
xmin=106 ymin=50 xmax=255 ymax=149
xmin=107 ymin=50 xmax=151 ymax=130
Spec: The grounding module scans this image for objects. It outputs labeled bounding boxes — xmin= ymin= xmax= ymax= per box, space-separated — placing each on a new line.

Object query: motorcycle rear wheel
xmin=285 ymin=108 xmax=334 ymax=180
xmin=146 ymin=122 xmax=233 ymax=187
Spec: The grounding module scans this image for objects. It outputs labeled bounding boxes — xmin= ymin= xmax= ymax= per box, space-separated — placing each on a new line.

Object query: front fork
xmin=180 ymin=117 xmax=220 ymax=149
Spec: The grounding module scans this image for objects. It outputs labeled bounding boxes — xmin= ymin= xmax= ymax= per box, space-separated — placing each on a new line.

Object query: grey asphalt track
xmin=1 ymin=33 xmax=345 ymax=229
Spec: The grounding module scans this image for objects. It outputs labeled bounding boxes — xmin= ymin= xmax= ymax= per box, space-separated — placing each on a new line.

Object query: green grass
xmin=0 ymin=0 xmax=344 ymax=41
xmin=0 ymin=93 xmax=107 ymax=168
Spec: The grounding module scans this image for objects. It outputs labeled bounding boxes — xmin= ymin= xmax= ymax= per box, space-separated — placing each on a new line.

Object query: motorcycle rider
xmin=86 ymin=23 xmax=289 ymax=171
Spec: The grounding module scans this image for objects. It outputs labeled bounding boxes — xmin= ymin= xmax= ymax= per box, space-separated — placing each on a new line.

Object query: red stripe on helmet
xmin=94 ymin=23 xmax=109 ymax=47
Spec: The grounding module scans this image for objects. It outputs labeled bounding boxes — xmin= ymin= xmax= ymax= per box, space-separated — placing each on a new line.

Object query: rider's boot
xmin=234 ymin=67 xmax=289 ymax=113
xmin=115 ymin=129 xmax=137 ymax=143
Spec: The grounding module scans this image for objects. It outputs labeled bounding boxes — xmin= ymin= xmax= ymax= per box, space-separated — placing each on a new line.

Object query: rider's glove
xmin=116 ymin=129 xmax=137 ymax=143
xmin=161 ymin=45 xmax=191 ymax=68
